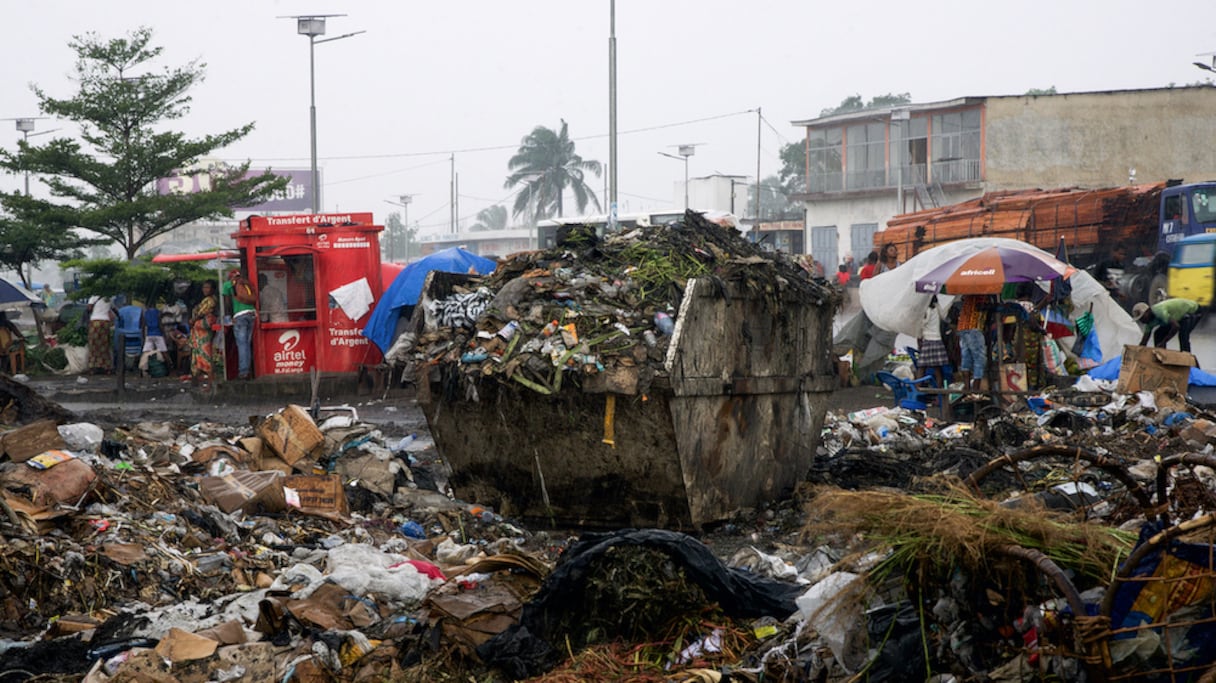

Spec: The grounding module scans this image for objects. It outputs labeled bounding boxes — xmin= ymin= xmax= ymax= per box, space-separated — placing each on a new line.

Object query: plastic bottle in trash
xmin=497 ymin=320 xmax=520 ymax=341
xmin=396 ymin=433 xmax=417 ymax=452
xmin=654 ymin=311 xmax=675 ymax=336
xmin=541 ymin=320 xmax=559 ymax=337
xmin=877 ymin=426 xmax=889 ymax=439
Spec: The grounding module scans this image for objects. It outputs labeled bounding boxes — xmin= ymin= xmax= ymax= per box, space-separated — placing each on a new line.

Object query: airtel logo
xmin=278 ymin=330 xmax=301 ymax=351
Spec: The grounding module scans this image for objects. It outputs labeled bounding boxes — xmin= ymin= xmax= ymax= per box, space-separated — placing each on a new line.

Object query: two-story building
xmin=792 ymin=85 xmax=1216 ymax=270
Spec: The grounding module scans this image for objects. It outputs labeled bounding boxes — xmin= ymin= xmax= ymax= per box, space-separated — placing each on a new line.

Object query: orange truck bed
xmin=877 ymin=182 xmax=1164 ymax=264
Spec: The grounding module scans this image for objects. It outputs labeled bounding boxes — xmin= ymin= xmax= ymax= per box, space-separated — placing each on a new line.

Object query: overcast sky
xmin=4 ymin=0 xmax=1215 ymax=239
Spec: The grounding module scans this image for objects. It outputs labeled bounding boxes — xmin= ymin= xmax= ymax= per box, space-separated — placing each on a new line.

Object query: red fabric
xmin=835 ymin=271 xmax=850 ymax=286
xmin=858 ymin=263 xmax=877 ymax=280
xmin=393 ymin=559 xmax=445 ymax=581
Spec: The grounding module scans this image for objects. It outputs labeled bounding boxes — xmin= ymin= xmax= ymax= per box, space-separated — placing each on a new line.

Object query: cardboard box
xmin=1 ymin=419 xmax=67 ymax=463
xmin=199 ymin=471 xmax=286 ymax=514
xmin=1117 ymin=345 xmax=1196 ymax=397
xmin=257 ymin=405 xmax=324 ymax=466
xmin=1181 ymin=418 xmax=1216 ymax=446
xmin=283 ymin=474 xmax=349 ymax=516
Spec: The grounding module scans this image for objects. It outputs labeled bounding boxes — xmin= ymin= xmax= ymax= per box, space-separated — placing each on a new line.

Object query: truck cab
xmin=1157 ymin=183 xmax=1216 ymax=255
xmin=1167 ymin=233 xmax=1216 ymax=307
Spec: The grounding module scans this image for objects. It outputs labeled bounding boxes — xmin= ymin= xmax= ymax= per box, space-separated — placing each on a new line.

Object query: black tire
xmin=1148 ymin=272 xmax=1168 ymax=305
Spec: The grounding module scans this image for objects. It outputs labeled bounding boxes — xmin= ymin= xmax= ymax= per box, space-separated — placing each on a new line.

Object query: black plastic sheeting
xmin=477 ymin=528 xmax=805 ymax=679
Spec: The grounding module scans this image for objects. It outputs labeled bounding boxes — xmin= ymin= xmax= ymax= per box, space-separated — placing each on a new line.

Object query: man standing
xmin=222 ymin=268 xmax=257 ymax=380
xmin=258 ymin=273 xmax=289 ymax=323
xmin=1133 ymin=298 xmax=1201 ymax=353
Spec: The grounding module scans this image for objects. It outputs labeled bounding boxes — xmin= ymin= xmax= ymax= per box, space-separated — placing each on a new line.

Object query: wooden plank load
xmin=878 ymin=182 xmax=1165 ymax=264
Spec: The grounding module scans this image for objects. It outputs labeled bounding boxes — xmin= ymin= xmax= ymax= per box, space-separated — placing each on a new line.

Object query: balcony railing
xmin=807 ymin=160 xmax=979 ymax=194
xmin=930 ymin=158 xmax=982 ymax=184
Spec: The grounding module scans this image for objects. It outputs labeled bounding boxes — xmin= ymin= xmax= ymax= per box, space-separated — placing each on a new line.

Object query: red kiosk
xmin=234 ymin=212 xmax=385 ymax=378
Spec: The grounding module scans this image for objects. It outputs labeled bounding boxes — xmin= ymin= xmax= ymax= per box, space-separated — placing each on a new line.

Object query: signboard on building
xmin=157 ymin=168 xmax=314 ymax=212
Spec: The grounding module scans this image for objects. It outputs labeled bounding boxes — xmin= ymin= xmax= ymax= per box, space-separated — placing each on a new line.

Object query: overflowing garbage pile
xmin=7 ymin=354 xmax=1216 ymax=680
xmin=400 ymin=209 xmax=837 ymax=397
xmin=790 ymin=375 xmax=1216 ymax=682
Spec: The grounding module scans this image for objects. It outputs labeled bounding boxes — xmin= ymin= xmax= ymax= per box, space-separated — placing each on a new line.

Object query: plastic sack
xmin=58 ymin=423 xmax=104 ymax=452
xmin=1041 ymin=338 xmax=1069 ymax=376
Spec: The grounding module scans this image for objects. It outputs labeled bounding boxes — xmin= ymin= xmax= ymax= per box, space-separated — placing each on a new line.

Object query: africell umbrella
xmin=913 ymin=244 xmax=1075 ymax=295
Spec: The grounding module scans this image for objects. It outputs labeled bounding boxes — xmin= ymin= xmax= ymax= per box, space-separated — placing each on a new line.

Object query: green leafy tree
xmin=0 ymin=213 xmax=102 ymax=289
xmin=0 ymin=27 xmax=287 ymax=261
xmin=63 ymin=255 xmax=216 ymax=306
xmin=819 ymin=92 xmax=911 ymax=117
xmin=747 ymin=176 xmax=798 ymax=220
xmin=470 ymin=205 xmax=508 ymax=232
xmin=504 ymin=120 xmax=602 ymax=221
xmin=1024 ymin=86 xmax=1058 ymax=95
xmin=382 ymin=211 xmax=418 ymax=262
xmin=778 ymin=140 xmax=807 ymax=198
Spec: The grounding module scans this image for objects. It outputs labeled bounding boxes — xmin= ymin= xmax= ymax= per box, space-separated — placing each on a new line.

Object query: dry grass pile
xmin=803 ymin=478 xmax=1136 ymax=583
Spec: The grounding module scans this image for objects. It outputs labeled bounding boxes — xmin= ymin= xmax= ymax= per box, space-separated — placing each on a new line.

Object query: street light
xmin=284 ymin=14 xmax=365 ymax=214
xmin=658 ymin=144 xmax=698 ymax=210
xmin=1194 ymin=53 xmax=1216 ymax=73
xmin=4 ymin=117 xmax=54 ymax=195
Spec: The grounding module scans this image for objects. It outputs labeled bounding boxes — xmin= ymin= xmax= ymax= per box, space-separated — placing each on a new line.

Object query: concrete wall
xmin=801 ymin=86 xmax=1216 ymax=263
xmin=985 ymin=86 xmax=1216 ymax=189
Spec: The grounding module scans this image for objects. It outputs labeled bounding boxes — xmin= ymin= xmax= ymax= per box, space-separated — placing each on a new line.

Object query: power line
xmin=224 ymin=109 xmax=758 ymax=164
xmin=326 ymin=157 xmax=450 ymax=187
xmin=759 ymin=112 xmax=790 ymax=145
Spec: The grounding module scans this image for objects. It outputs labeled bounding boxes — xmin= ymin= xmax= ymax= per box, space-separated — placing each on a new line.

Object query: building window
xmin=808 ymin=128 xmax=843 ymax=193
xmin=890 ymin=116 xmax=928 ymax=186
xmin=846 ymin=122 xmax=886 ymax=190
xmin=930 ymin=109 xmax=982 ymax=184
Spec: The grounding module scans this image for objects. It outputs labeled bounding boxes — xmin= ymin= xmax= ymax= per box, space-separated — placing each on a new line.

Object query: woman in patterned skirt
xmin=87 ymin=296 xmax=115 ymax=374
xmin=188 ymin=280 xmax=219 ymax=382
xmin=918 ymin=296 xmax=950 ymax=391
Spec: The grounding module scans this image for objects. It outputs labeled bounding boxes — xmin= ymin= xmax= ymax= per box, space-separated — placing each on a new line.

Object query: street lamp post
xmin=658 ymin=144 xmax=697 ymax=210
xmin=288 ymin=14 xmax=365 ymax=214
xmin=15 ymin=119 xmax=34 ymax=195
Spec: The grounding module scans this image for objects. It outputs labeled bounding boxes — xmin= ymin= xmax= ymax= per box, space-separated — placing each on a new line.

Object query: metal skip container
xmin=415 ymin=266 xmax=839 ymax=530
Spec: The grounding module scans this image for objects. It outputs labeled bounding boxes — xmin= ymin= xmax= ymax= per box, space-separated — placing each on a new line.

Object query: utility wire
xmin=226 ymin=109 xmax=757 ymax=164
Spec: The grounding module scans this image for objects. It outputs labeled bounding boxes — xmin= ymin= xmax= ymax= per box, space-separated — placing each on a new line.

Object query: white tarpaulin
xmin=860 ymin=237 xmax=1140 ymax=366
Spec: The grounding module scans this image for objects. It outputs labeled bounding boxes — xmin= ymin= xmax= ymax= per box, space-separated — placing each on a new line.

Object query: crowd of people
xmin=820 ymin=242 xmax=1206 ymax=394
xmin=78 ymin=268 xmax=263 ymax=384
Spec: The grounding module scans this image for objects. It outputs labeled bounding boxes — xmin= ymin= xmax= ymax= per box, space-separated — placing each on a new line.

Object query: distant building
xmin=791 ymin=85 xmax=1216 ymax=269
xmin=414 ymin=228 xmax=534 ymax=260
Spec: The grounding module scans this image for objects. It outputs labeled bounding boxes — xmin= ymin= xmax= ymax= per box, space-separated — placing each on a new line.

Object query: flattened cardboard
xmin=1 ymin=457 xmax=96 ymax=506
xmin=283 ymin=474 xmax=349 ymax=515
xmin=0 ymin=419 xmax=66 ymax=463
xmin=154 ymin=627 xmax=218 ymax=662
xmin=1117 ymin=345 xmax=1196 ymax=397
xmin=257 ymin=405 xmax=325 ymax=466
xmin=199 ymin=470 xmax=286 ymax=514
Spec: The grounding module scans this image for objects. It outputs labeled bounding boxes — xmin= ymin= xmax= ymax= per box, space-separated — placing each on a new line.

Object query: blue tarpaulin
xmin=1086 ymin=355 xmax=1216 ymax=387
xmin=362 ymin=247 xmax=497 ymax=354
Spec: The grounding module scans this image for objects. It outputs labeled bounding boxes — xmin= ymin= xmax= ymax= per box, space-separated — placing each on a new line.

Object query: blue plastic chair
xmin=875 ymin=371 xmax=935 ymax=411
xmin=905 ymin=346 xmax=953 ymax=385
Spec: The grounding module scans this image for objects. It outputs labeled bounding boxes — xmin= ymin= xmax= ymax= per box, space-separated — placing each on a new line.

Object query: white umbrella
xmin=860 ymin=237 xmax=1140 ymax=366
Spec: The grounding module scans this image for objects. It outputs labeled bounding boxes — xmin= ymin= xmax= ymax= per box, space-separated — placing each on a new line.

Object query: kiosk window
xmin=283 ymin=255 xmax=317 ymax=321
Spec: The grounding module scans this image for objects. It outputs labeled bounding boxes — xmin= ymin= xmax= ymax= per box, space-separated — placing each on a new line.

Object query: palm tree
xmin=504 ymin=120 xmax=602 ymax=221
xmin=469 ymin=205 xmax=508 ymax=232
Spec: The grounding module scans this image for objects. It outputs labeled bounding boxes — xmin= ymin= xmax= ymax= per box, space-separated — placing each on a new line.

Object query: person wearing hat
xmin=1133 ymin=298 xmax=1201 ymax=352
xmin=221 ymin=268 xmax=257 ymax=380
